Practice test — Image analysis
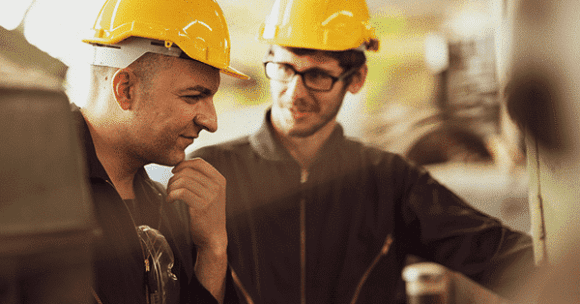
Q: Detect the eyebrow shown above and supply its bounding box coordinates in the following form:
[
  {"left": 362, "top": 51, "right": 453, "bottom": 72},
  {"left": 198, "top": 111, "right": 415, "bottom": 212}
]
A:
[
  {"left": 177, "top": 85, "right": 215, "bottom": 96},
  {"left": 277, "top": 62, "right": 338, "bottom": 76}
]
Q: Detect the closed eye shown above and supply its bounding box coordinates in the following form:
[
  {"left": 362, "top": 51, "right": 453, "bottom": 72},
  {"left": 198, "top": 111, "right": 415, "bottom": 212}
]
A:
[
  {"left": 177, "top": 85, "right": 215, "bottom": 104},
  {"left": 181, "top": 95, "right": 202, "bottom": 103}
]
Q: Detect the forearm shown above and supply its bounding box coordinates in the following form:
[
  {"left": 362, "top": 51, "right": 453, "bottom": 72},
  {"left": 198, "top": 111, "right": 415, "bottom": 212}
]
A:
[{"left": 195, "top": 244, "right": 228, "bottom": 303}]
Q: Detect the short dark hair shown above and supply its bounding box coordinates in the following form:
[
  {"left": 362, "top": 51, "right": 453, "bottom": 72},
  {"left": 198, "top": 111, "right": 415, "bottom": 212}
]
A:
[
  {"left": 267, "top": 46, "right": 366, "bottom": 84},
  {"left": 131, "top": 53, "right": 173, "bottom": 87},
  {"left": 285, "top": 47, "right": 366, "bottom": 71}
]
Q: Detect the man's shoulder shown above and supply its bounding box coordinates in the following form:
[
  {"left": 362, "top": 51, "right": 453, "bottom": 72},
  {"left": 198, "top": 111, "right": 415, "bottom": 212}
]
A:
[{"left": 342, "top": 136, "right": 408, "bottom": 164}]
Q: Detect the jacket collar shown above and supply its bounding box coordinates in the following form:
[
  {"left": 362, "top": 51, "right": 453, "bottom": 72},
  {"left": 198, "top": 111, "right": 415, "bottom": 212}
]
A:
[
  {"left": 72, "top": 104, "right": 110, "bottom": 181},
  {"left": 248, "top": 108, "right": 346, "bottom": 164},
  {"left": 71, "top": 104, "right": 152, "bottom": 184}
]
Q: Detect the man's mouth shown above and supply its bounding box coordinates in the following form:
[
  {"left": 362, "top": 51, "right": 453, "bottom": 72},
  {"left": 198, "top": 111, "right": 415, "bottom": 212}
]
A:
[
  {"left": 289, "top": 107, "right": 314, "bottom": 119},
  {"left": 292, "top": 111, "right": 310, "bottom": 120},
  {"left": 180, "top": 135, "right": 195, "bottom": 144}
]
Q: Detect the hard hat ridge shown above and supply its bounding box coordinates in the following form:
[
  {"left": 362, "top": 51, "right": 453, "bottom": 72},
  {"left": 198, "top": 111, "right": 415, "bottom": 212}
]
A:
[{"left": 258, "top": 0, "right": 379, "bottom": 52}]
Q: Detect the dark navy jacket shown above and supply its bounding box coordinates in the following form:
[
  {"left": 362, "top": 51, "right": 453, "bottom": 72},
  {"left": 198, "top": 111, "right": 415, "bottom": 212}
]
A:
[{"left": 190, "top": 110, "right": 536, "bottom": 303}]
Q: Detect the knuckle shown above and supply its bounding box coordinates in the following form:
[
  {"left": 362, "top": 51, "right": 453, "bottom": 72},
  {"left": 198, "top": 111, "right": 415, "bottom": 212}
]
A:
[{"left": 169, "top": 188, "right": 187, "bottom": 200}]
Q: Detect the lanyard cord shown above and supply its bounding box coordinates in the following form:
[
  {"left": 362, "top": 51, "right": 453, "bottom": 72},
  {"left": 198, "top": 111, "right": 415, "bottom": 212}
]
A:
[{"left": 92, "top": 287, "right": 104, "bottom": 304}]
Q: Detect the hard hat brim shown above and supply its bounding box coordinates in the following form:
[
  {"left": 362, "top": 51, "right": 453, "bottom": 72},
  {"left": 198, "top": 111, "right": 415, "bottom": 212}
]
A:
[
  {"left": 222, "top": 66, "right": 250, "bottom": 80},
  {"left": 86, "top": 37, "right": 249, "bottom": 80}
]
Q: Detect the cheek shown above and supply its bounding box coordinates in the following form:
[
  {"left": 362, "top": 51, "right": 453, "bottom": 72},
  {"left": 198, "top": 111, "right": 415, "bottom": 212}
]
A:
[
  {"left": 321, "top": 89, "right": 346, "bottom": 108},
  {"left": 270, "top": 82, "right": 287, "bottom": 98},
  {"left": 144, "top": 110, "right": 184, "bottom": 137},
  {"left": 165, "top": 111, "right": 192, "bottom": 133}
]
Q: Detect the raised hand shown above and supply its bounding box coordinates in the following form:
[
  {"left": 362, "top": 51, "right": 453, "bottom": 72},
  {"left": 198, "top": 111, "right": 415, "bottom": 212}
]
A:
[{"left": 166, "top": 158, "right": 227, "bottom": 251}]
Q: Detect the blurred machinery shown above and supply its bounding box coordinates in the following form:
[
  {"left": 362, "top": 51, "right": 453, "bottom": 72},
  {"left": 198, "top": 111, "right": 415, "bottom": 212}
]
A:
[
  {"left": 415, "top": 5, "right": 503, "bottom": 152},
  {"left": 481, "top": 0, "right": 580, "bottom": 302},
  {"left": 436, "top": 35, "right": 500, "bottom": 138},
  {"left": 506, "top": 0, "right": 580, "bottom": 267},
  {"left": 0, "top": 26, "right": 96, "bottom": 303},
  {"left": 365, "top": 5, "right": 508, "bottom": 159},
  {"left": 402, "top": 262, "right": 508, "bottom": 304},
  {"left": 502, "top": 2, "right": 580, "bottom": 302}
]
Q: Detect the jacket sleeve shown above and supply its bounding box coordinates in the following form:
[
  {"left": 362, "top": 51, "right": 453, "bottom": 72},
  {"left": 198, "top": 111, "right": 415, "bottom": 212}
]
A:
[
  {"left": 395, "top": 158, "right": 537, "bottom": 300},
  {"left": 188, "top": 266, "right": 239, "bottom": 303},
  {"left": 188, "top": 274, "right": 218, "bottom": 303}
]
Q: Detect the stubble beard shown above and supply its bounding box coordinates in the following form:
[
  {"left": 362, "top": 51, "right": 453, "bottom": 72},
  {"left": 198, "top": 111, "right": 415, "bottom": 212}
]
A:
[
  {"left": 285, "top": 102, "right": 342, "bottom": 138},
  {"left": 274, "top": 86, "right": 346, "bottom": 138}
]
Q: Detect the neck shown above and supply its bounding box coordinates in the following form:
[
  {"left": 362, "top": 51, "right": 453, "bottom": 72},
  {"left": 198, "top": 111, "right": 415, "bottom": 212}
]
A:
[
  {"left": 82, "top": 111, "right": 141, "bottom": 200},
  {"left": 274, "top": 120, "right": 336, "bottom": 170}
]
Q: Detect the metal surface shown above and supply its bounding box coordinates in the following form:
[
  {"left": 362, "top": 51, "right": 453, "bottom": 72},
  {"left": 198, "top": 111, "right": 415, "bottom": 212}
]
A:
[{"left": 0, "top": 26, "right": 96, "bottom": 303}]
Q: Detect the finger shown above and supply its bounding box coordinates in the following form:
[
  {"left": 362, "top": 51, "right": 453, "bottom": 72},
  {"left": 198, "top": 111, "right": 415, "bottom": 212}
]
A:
[
  {"left": 167, "top": 167, "right": 214, "bottom": 189},
  {"left": 167, "top": 174, "right": 223, "bottom": 207},
  {"left": 171, "top": 158, "right": 200, "bottom": 173},
  {"left": 167, "top": 174, "right": 217, "bottom": 199},
  {"left": 167, "top": 177, "right": 205, "bottom": 204},
  {"left": 166, "top": 187, "right": 205, "bottom": 207},
  {"left": 167, "top": 172, "right": 223, "bottom": 201},
  {"left": 172, "top": 158, "right": 221, "bottom": 178}
]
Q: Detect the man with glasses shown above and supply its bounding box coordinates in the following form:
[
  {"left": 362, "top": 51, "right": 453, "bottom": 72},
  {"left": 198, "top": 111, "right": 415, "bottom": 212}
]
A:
[
  {"left": 190, "top": 0, "right": 536, "bottom": 303},
  {"left": 78, "top": 0, "right": 248, "bottom": 303}
]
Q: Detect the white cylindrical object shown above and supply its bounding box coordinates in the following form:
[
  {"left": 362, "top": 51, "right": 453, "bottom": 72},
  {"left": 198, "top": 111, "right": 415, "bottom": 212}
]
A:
[{"left": 403, "top": 262, "right": 450, "bottom": 304}]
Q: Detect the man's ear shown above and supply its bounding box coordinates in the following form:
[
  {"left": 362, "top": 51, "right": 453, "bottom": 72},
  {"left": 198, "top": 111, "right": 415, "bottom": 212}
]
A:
[
  {"left": 347, "top": 64, "right": 368, "bottom": 94},
  {"left": 112, "top": 69, "right": 136, "bottom": 110}
]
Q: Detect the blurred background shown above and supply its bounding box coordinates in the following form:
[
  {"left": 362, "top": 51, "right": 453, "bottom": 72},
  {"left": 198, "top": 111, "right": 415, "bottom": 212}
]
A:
[{"left": 0, "top": 0, "right": 529, "bottom": 233}]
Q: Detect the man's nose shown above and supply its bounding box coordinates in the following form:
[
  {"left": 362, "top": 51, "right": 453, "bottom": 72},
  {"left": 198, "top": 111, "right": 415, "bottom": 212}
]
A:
[
  {"left": 193, "top": 99, "right": 218, "bottom": 133},
  {"left": 286, "top": 73, "right": 309, "bottom": 101}
]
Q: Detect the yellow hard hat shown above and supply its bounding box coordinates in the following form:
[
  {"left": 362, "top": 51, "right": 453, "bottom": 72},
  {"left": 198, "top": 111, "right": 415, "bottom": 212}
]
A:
[
  {"left": 258, "top": 0, "right": 379, "bottom": 52},
  {"left": 83, "top": 0, "right": 249, "bottom": 80}
]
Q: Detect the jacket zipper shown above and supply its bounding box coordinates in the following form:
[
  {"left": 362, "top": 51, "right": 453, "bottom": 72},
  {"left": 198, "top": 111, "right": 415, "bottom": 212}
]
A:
[
  {"left": 300, "top": 168, "right": 309, "bottom": 304},
  {"left": 231, "top": 268, "right": 255, "bottom": 304},
  {"left": 230, "top": 168, "right": 309, "bottom": 304},
  {"left": 230, "top": 169, "right": 394, "bottom": 304},
  {"left": 349, "top": 234, "right": 394, "bottom": 304},
  {"left": 105, "top": 179, "right": 152, "bottom": 303}
]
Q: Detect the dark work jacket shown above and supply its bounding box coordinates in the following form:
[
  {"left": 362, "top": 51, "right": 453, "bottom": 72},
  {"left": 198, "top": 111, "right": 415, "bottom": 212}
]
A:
[
  {"left": 190, "top": 110, "right": 536, "bottom": 304},
  {"left": 72, "top": 106, "right": 237, "bottom": 304}
]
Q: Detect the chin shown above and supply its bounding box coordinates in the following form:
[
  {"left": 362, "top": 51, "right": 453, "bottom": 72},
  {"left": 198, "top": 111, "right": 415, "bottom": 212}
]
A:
[
  {"left": 288, "top": 121, "right": 329, "bottom": 138},
  {"left": 287, "top": 127, "right": 319, "bottom": 138},
  {"left": 157, "top": 152, "right": 186, "bottom": 167}
]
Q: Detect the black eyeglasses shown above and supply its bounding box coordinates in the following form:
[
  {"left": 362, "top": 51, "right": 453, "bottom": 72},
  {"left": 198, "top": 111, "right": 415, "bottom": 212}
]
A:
[{"left": 263, "top": 61, "right": 358, "bottom": 92}]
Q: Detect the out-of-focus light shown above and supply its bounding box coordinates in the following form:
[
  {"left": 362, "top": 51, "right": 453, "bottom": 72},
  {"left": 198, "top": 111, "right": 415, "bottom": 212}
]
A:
[
  {"left": 446, "top": 9, "right": 493, "bottom": 40},
  {"left": 424, "top": 33, "right": 449, "bottom": 74},
  {"left": 21, "top": 0, "right": 105, "bottom": 106},
  {"left": 0, "top": 0, "right": 34, "bottom": 30},
  {"left": 23, "top": 0, "right": 98, "bottom": 66}
]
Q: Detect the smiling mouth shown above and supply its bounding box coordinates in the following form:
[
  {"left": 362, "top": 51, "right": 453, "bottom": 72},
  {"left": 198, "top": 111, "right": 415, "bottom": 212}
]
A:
[
  {"left": 289, "top": 107, "right": 315, "bottom": 119},
  {"left": 292, "top": 111, "right": 311, "bottom": 120},
  {"left": 180, "top": 135, "right": 195, "bottom": 144}
]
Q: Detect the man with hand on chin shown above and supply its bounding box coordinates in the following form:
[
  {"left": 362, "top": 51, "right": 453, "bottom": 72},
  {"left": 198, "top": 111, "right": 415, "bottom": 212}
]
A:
[{"left": 77, "top": 0, "right": 248, "bottom": 303}]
